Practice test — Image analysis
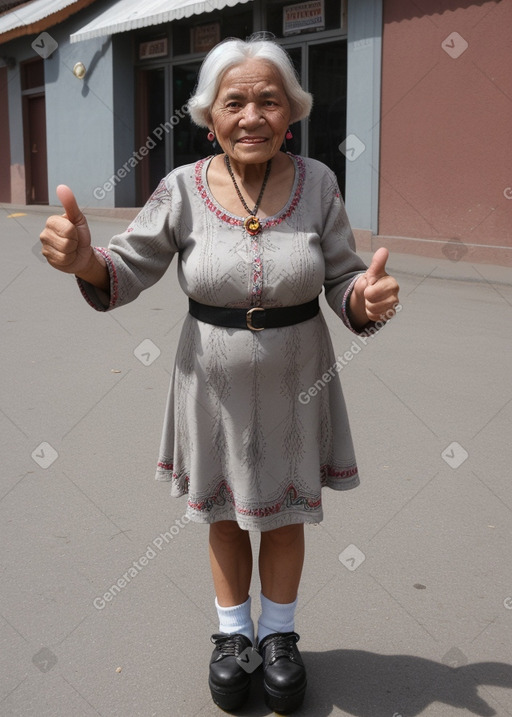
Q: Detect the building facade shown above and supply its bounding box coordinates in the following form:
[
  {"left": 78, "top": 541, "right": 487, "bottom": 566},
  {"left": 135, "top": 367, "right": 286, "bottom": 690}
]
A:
[{"left": 0, "top": 0, "right": 510, "bottom": 265}]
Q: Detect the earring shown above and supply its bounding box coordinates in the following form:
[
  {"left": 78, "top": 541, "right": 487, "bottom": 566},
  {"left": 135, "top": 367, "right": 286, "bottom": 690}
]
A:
[
  {"left": 207, "top": 131, "right": 215, "bottom": 142},
  {"left": 285, "top": 129, "right": 293, "bottom": 140}
]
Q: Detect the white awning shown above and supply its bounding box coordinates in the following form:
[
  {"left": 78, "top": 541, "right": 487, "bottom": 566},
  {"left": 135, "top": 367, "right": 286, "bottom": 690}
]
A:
[
  {"left": 0, "top": 0, "right": 96, "bottom": 43},
  {"left": 70, "top": 0, "right": 251, "bottom": 43}
]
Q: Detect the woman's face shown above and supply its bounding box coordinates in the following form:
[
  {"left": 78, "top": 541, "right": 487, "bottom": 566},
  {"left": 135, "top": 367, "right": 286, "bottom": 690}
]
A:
[{"left": 208, "top": 58, "right": 291, "bottom": 166}]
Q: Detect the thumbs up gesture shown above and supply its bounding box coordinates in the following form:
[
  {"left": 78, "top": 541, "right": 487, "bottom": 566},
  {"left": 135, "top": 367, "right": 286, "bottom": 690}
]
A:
[
  {"left": 40, "top": 185, "right": 94, "bottom": 275},
  {"left": 350, "top": 248, "right": 400, "bottom": 326}
]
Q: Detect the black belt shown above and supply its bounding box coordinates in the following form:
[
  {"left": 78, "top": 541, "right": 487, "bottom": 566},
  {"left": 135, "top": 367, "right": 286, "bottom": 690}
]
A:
[{"left": 189, "top": 297, "right": 320, "bottom": 331}]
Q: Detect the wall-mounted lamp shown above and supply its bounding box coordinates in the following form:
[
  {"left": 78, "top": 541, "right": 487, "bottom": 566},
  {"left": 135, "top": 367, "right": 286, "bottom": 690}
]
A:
[{"left": 72, "top": 61, "right": 86, "bottom": 79}]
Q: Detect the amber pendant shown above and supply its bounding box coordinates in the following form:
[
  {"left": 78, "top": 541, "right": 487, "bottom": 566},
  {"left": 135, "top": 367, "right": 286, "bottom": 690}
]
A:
[{"left": 244, "top": 215, "right": 261, "bottom": 236}]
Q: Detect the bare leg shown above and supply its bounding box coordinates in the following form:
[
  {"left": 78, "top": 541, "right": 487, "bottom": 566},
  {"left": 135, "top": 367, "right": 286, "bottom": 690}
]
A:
[
  {"left": 259, "top": 523, "right": 305, "bottom": 603},
  {"left": 209, "top": 520, "right": 253, "bottom": 606},
  {"left": 208, "top": 522, "right": 254, "bottom": 711}
]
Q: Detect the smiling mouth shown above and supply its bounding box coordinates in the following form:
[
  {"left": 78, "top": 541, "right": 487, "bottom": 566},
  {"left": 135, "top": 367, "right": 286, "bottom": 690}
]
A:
[{"left": 237, "top": 137, "right": 268, "bottom": 144}]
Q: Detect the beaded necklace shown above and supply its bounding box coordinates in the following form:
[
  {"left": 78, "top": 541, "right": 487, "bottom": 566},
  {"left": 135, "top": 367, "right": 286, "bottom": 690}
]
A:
[{"left": 224, "top": 155, "right": 272, "bottom": 236}]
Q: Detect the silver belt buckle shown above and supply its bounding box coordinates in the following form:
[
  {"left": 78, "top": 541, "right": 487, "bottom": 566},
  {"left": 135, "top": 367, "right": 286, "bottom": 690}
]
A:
[{"left": 246, "top": 307, "right": 265, "bottom": 331}]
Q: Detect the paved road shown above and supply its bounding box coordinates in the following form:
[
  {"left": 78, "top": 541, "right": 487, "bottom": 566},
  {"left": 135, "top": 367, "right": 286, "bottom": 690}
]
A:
[{"left": 1, "top": 205, "right": 512, "bottom": 716}]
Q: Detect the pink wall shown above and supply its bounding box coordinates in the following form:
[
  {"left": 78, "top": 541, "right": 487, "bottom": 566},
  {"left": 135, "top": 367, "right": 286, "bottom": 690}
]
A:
[{"left": 379, "top": 0, "right": 512, "bottom": 264}]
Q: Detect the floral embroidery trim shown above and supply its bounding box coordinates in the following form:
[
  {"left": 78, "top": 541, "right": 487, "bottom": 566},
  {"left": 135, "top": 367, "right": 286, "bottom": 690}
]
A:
[
  {"left": 195, "top": 154, "right": 306, "bottom": 230},
  {"left": 187, "top": 480, "right": 321, "bottom": 517},
  {"left": 322, "top": 465, "right": 359, "bottom": 480},
  {"left": 251, "top": 238, "right": 263, "bottom": 305},
  {"left": 340, "top": 273, "right": 364, "bottom": 333},
  {"left": 76, "top": 246, "right": 118, "bottom": 310},
  {"left": 96, "top": 247, "right": 119, "bottom": 308},
  {"left": 156, "top": 462, "right": 190, "bottom": 491},
  {"left": 156, "top": 463, "right": 358, "bottom": 516},
  {"left": 195, "top": 158, "right": 242, "bottom": 227},
  {"left": 320, "top": 464, "right": 359, "bottom": 488}
]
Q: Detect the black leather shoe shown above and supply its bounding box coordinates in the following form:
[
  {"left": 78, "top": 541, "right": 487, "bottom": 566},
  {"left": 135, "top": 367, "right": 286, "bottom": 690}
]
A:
[
  {"left": 258, "top": 632, "right": 307, "bottom": 713},
  {"left": 209, "top": 633, "right": 252, "bottom": 711}
]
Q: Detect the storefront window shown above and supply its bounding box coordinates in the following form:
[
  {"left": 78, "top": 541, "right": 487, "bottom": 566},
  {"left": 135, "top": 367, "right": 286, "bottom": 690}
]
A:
[
  {"left": 133, "top": 2, "right": 347, "bottom": 196},
  {"left": 173, "top": 62, "right": 212, "bottom": 168},
  {"left": 308, "top": 40, "right": 347, "bottom": 195}
]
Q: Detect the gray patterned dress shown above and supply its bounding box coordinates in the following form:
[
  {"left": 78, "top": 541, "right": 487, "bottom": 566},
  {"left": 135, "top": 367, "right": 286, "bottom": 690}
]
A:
[{"left": 78, "top": 154, "right": 370, "bottom": 531}]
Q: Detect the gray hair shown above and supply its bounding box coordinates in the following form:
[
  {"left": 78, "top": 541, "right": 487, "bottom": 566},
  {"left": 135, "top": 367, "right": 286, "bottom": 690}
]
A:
[{"left": 188, "top": 37, "right": 313, "bottom": 127}]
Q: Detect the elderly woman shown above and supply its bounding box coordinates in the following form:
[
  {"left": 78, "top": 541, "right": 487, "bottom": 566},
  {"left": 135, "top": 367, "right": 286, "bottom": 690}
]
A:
[{"left": 40, "top": 37, "right": 399, "bottom": 713}]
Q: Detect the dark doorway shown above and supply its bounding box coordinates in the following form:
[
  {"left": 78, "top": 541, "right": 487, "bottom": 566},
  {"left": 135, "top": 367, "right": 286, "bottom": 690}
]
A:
[
  {"left": 22, "top": 59, "right": 48, "bottom": 204},
  {"left": 308, "top": 41, "right": 347, "bottom": 196},
  {"left": 26, "top": 94, "right": 48, "bottom": 204},
  {"left": 274, "top": 39, "right": 347, "bottom": 195},
  {"left": 173, "top": 62, "right": 212, "bottom": 169},
  {"left": 0, "top": 67, "right": 11, "bottom": 202},
  {"left": 135, "top": 67, "right": 166, "bottom": 204}
]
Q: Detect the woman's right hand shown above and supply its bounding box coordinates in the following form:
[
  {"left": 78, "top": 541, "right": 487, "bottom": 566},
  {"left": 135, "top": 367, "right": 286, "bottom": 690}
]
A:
[
  {"left": 40, "top": 186, "right": 110, "bottom": 292},
  {"left": 40, "top": 185, "right": 94, "bottom": 275}
]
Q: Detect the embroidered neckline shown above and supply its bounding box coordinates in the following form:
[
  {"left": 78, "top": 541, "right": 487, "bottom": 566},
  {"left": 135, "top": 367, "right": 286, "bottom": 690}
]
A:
[{"left": 195, "top": 154, "right": 305, "bottom": 229}]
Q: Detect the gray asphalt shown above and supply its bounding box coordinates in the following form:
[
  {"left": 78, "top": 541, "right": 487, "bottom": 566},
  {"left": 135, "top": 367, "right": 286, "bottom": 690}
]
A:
[{"left": 1, "top": 204, "right": 512, "bottom": 717}]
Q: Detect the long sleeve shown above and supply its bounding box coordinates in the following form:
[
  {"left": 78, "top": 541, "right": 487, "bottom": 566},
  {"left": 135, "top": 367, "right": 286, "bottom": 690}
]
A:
[
  {"left": 77, "top": 176, "right": 182, "bottom": 312},
  {"left": 318, "top": 165, "right": 373, "bottom": 334}
]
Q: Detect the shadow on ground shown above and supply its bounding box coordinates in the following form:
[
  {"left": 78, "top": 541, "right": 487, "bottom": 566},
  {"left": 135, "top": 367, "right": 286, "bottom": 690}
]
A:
[{"left": 230, "top": 650, "right": 512, "bottom": 716}]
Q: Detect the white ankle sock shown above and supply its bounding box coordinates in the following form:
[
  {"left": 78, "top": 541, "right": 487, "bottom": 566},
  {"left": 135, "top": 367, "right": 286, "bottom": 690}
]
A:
[
  {"left": 257, "top": 593, "right": 298, "bottom": 642},
  {"left": 215, "top": 596, "right": 254, "bottom": 643}
]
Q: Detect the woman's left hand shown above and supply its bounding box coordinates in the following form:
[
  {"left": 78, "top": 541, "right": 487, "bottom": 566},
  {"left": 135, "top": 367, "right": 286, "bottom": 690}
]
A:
[{"left": 350, "top": 248, "right": 400, "bottom": 326}]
